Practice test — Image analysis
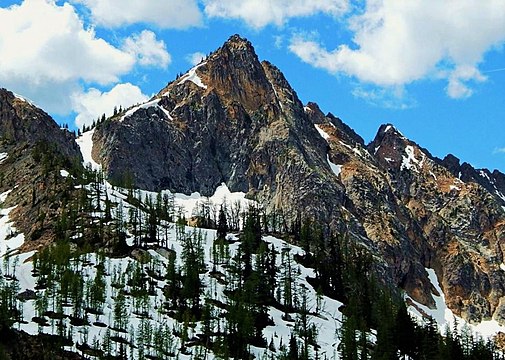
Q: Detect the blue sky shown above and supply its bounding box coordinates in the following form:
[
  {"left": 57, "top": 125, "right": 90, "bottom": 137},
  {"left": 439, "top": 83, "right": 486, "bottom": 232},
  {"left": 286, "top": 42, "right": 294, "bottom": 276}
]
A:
[{"left": 1, "top": 0, "right": 504, "bottom": 172}]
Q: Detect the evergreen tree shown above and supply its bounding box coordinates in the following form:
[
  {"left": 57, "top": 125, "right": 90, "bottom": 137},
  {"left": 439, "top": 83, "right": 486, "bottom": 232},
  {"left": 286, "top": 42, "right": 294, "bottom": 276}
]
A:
[{"left": 216, "top": 205, "right": 228, "bottom": 241}]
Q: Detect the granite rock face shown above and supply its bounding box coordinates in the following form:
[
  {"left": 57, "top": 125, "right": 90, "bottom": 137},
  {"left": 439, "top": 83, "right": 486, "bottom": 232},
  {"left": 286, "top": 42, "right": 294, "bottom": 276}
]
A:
[{"left": 91, "top": 35, "right": 505, "bottom": 324}]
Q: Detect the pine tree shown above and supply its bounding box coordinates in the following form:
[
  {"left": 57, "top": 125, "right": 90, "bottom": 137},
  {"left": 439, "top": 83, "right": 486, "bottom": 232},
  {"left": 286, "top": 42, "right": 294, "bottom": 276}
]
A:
[{"left": 217, "top": 205, "right": 228, "bottom": 241}]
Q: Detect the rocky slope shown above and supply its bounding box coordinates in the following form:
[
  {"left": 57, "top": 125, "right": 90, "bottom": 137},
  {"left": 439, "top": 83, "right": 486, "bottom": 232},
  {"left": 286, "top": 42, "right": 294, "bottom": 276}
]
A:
[
  {"left": 0, "top": 88, "right": 83, "bottom": 250},
  {"left": 0, "top": 89, "right": 80, "bottom": 159},
  {"left": 369, "top": 124, "right": 505, "bottom": 322}
]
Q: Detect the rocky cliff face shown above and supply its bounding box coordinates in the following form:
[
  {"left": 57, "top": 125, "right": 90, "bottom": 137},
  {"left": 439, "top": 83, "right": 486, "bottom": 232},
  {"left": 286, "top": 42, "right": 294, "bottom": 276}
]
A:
[
  {"left": 368, "top": 124, "right": 505, "bottom": 322},
  {"left": 0, "top": 88, "right": 82, "bottom": 250},
  {"left": 59, "top": 35, "right": 505, "bottom": 324}
]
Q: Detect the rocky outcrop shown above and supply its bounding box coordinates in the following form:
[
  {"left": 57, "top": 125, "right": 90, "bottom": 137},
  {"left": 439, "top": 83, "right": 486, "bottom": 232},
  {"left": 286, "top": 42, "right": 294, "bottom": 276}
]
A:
[
  {"left": 0, "top": 89, "right": 81, "bottom": 160},
  {"left": 0, "top": 88, "right": 83, "bottom": 250},
  {"left": 306, "top": 110, "right": 435, "bottom": 307},
  {"left": 439, "top": 154, "right": 505, "bottom": 206}
]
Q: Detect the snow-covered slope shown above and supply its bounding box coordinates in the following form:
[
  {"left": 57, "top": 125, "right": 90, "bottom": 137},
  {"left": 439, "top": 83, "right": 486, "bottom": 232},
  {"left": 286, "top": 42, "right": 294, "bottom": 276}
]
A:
[{"left": 1, "top": 171, "right": 343, "bottom": 358}]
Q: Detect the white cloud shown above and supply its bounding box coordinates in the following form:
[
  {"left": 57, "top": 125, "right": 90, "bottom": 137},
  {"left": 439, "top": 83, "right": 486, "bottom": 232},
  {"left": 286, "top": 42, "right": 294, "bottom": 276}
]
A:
[
  {"left": 123, "top": 30, "right": 171, "bottom": 68},
  {"left": 289, "top": 0, "right": 505, "bottom": 99},
  {"left": 0, "top": 0, "right": 136, "bottom": 114},
  {"left": 446, "top": 65, "right": 486, "bottom": 99},
  {"left": 203, "top": 0, "right": 348, "bottom": 29},
  {"left": 72, "top": 83, "right": 149, "bottom": 128},
  {"left": 186, "top": 52, "right": 206, "bottom": 66},
  {"left": 493, "top": 147, "right": 505, "bottom": 154},
  {"left": 72, "top": 0, "right": 202, "bottom": 28}
]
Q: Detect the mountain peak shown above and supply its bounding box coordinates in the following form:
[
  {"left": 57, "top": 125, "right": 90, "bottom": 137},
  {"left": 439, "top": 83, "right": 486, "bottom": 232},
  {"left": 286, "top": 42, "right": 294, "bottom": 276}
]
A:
[
  {"left": 223, "top": 34, "right": 254, "bottom": 50},
  {"left": 190, "top": 34, "right": 276, "bottom": 112},
  {"left": 377, "top": 123, "right": 404, "bottom": 138},
  {"left": 208, "top": 34, "right": 260, "bottom": 69}
]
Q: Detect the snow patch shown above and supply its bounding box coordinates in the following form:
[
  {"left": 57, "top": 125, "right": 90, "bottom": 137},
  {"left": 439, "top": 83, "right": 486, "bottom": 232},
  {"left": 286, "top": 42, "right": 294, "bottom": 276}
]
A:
[
  {"left": 401, "top": 145, "right": 422, "bottom": 171},
  {"left": 407, "top": 268, "right": 455, "bottom": 329},
  {"left": 384, "top": 125, "right": 392, "bottom": 133},
  {"left": 339, "top": 140, "right": 362, "bottom": 157},
  {"left": 178, "top": 62, "right": 207, "bottom": 89},
  {"left": 0, "top": 189, "right": 12, "bottom": 203},
  {"left": 314, "top": 124, "right": 330, "bottom": 141},
  {"left": 122, "top": 98, "right": 158, "bottom": 120},
  {"left": 0, "top": 204, "right": 25, "bottom": 256},
  {"left": 408, "top": 268, "right": 505, "bottom": 340},
  {"left": 173, "top": 183, "right": 251, "bottom": 219},
  {"left": 304, "top": 106, "right": 312, "bottom": 113},
  {"left": 120, "top": 98, "right": 173, "bottom": 122},
  {"left": 327, "top": 155, "right": 342, "bottom": 177},
  {"left": 480, "top": 170, "right": 491, "bottom": 182},
  {"left": 60, "top": 169, "right": 69, "bottom": 177},
  {"left": 76, "top": 129, "right": 101, "bottom": 171},
  {"left": 0, "top": 152, "right": 7, "bottom": 163},
  {"left": 449, "top": 185, "right": 461, "bottom": 191},
  {"left": 495, "top": 190, "right": 505, "bottom": 203},
  {"left": 12, "top": 92, "right": 36, "bottom": 106}
]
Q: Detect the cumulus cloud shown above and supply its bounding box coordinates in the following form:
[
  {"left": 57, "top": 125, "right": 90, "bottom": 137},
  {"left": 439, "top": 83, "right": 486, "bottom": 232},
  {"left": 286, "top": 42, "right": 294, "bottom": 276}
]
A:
[
  {"left": 0, "top": 0, "right": 137, "bottom": 114},
  {"left": 123, "top": 30, "right": 171, "bottom": 68},
  {"left": 203, "top": 0, "right": 348, "bottom": 29},
  {"left": 289, "top": 0, "right": 505, "bottom": 99},
  {"left": 72, "top": 83, "right": 149, "bottom": 128},
  {"left": 72, "top": 0, "right": 202, "bottom": 28},
  {"left": 186, "top": 52, "right": 206, "bottom": 66}
]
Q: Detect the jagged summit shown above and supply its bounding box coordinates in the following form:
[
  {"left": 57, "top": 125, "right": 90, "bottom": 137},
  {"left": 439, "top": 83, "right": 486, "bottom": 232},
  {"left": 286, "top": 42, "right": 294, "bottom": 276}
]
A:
[
  {"left": 221, "top": 33, "right": 256, "bottom": 52},
  {"left": 440, "top": 153, "right": 505, "bottom": 205}
]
